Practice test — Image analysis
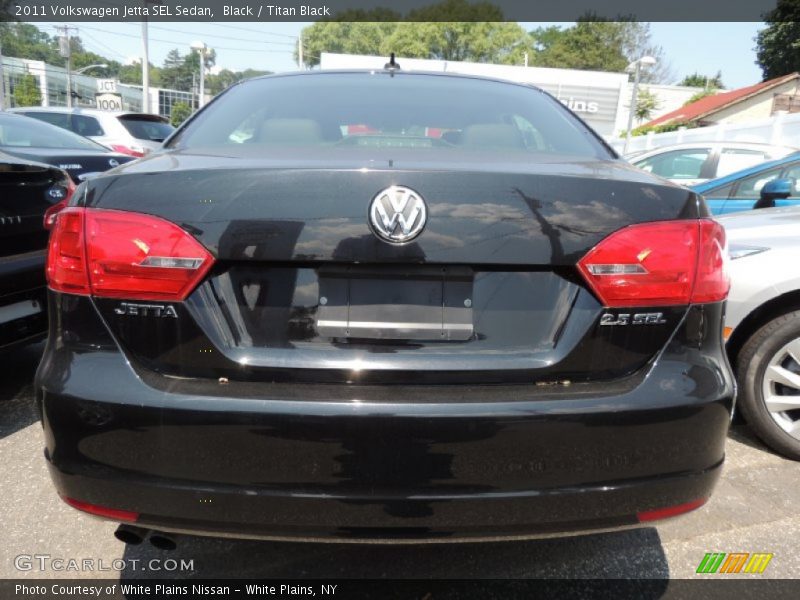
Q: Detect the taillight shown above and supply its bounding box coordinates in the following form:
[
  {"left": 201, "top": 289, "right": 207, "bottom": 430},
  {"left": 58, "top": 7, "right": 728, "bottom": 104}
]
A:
[
  {"left": 577, "top": 219, "right": 729, "bottom": 307},
  {"left": 47, "top": 208, "right": 90, "bottom": 295},
  {"left": 637, "top": 497, "right": 707, "bottom": 522},
  {"left": 62, "top": 496, "right": 139, "bottom": 522},
  {"left": 109, "top": 144, "right": 146, "bottom": 158},
  {"left": 46, "top": 208, "right": 214, "bottom": 301},
  {"left": 43, "top": 173, "right": 76, "bottom": 230}
]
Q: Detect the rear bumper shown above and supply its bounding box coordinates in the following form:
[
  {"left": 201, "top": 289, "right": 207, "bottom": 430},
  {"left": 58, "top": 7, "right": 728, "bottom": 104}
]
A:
[
  {"left": 48, "top": 460, "right": 723, "bottom": 542},
  {"left": 37, "top": 297, "right": 735, "bottom": 541}
]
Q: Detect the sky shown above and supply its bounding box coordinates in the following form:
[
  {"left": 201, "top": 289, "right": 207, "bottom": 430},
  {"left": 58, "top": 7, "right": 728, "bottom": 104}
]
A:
[{"left": 34, "top": 21, "right": 765, "bottom": 88}]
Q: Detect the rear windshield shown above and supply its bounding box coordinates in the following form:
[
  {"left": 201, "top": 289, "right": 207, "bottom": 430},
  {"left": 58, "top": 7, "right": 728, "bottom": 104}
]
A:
[
  {"left": 0, "top": 114, "right": 107, "bottom": 151},
  {"left": 169, "top": 72, "right": 610, "bottom": 158},
  {"left": 118, "top": 116, "right": 174, "bottom": 142}
]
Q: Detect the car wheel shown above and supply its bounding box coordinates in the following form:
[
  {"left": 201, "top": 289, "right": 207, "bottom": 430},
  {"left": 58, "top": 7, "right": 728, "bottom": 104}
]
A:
[{"left": 736, "top": 310, "right": 800, "bottom": 460}]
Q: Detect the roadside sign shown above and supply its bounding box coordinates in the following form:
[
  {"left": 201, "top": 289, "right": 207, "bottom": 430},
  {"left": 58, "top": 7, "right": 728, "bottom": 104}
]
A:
[
  {"left": 96, "top": 93, "right": 123, "bottom": 111},
  {"left": 96, "top": 79, "right": 118, "bottom": 94}
]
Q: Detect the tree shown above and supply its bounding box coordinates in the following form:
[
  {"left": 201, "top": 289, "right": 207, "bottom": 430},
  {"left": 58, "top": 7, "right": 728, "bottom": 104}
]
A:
[
  {"left": 527, "top": 20, "right": 675, "bottom": 83},
  {"left": 635, "top": 87, "right": 659, "bottom": 121},
  {"left": 384, "top": 22, "right": 532, "bottom": 64},
  {"left": 756, "top": 0, "right": 800, "bottom": 80},
  {"left": 206, "top": 68, "right": 271, "bottom": 95},
  {"left": 299, "top": 20, "right": 398, "bottom": 68},
  {"left": 169, "top": 101, "right": 192, "bottom": 127},
  {"left": 12, "top": 72, "right": 42, "bottom": 107},
  {"left": 0, "top": 22, "right": 63, "bottom": 64},
  {"left": 532, "top": 21, "right": 629, "bottom": 72},
  {"left": 159, "top": 48, "right": 217, "bottom": 92},
  {"left": 680, "top": 71, "right": 724, "bottom": 89},
  {"left": 617, "top": 21, "right": 675, "bottom": 84},
  {"left": 297, "top": 2, "right": 532, "bottom": 68}
]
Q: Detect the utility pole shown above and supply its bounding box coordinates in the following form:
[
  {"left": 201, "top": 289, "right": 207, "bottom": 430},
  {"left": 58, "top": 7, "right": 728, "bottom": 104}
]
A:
[
  {"left": 297, "top": 35, "right": 303, "bottom": 69},
  {"left": 141, "top": 19, "right": 150, "bottom": 113},
  {"left": 198, "top": 54, "right": 205, "bottom": 108},
  {"left": 141, "top": 0, "right": 161, "bottom": 114},
  {"left": 56, "top": 25, "right": 76, "bottom": 108},
  {"left": 0, "top": 40, "right": 6, "bottom": 110},
  {"left": 622, "top": 56, "right": 656, "bottom": 154}
]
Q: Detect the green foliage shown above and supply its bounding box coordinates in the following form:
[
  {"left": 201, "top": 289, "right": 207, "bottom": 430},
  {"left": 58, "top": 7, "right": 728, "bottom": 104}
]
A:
[
  {"left": 635, "top": 88, "right": 659, "bottom": 121},
  {"left": 298, "top": 2, "right": 531, "bottom": 68},
  {"left": 12, "top": 72, "right": 42, "bottom": 107},
  {"left": 684, "top": 89, "right": 719, "bottom": 105},
  {"left": 206, "top": 68, "right": 271, "bottom": 96},
  {"left": 384, "top": 22, "right": 532, "bottom": 64},
  {"left": 531, "top": 19, "right": 674, "bottom": 83},
  {"left": 756, "top": 0, "right": 800, "bottom": 80},
  {"left": 531, "top": 21, "right": 629, "bottom": 72},
  {"left": 679, "top": 71, "right": 724, "bottom": 88},
  {"left": 627, "top": 120, "right": 694, "bottom": 137},
  {"left": 169, "top": 101, "right": 192, "bottom": 127}
]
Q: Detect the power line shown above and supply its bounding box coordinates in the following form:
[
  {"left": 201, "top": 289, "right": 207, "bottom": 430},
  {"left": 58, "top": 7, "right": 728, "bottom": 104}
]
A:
[
  {"left": 146, "top": 24, "right": 295, "bottom": 47},
  {"left": 75, "top": 28, "right": 130, "bottom": 60},
  {"left": 70, "top": 24, "right": 295, "bottom": 54},
  {"left": 213, "top": 23, "right": 298, "bottom": 40}
]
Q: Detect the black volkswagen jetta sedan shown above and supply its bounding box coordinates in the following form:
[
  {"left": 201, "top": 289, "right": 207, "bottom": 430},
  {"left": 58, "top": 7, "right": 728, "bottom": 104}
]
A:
[{"left": 37, "top": 70, "right": 734, "bottom": 543}]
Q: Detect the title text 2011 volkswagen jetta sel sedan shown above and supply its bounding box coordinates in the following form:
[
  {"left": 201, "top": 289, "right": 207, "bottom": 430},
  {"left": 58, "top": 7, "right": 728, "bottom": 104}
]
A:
[{"left": 36, "top": 70, "right": 734, "bottom": 543}]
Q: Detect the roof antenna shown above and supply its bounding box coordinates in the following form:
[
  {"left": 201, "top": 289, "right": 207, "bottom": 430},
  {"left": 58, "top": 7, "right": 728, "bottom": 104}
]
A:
[{"left": 384, "top": 53, "right": 401, "bottom": 74}]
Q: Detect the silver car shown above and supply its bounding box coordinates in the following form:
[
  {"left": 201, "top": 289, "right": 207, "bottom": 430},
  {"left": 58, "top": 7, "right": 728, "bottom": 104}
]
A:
[{"left": 721, "top": 206, "right": 800, "bottom": 459}]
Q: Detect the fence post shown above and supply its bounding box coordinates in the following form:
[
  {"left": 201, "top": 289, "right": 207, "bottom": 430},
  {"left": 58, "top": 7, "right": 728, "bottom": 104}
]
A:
[
  {"left": 676, "top": 126, "right": 686, "bottom": 143},
  {"left": 714, "top": 122, "right": 727, "bottom": 141},
  {"left": 770, "top": 111, "right": 786, "bottom": 146}
]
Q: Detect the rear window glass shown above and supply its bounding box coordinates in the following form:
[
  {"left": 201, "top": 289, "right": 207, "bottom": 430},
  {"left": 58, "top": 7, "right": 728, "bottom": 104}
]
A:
[
  {"left": 118, "top": 116, "right": 174, "bottom": 142},
  {"left": 169, "top": 73, "right": 609, "bottom": 158},
  {"left": 0, "top": 114, "right": 108, "bottom": 150},
  {"left": 23, "top": 112, "right": 70, "bottom": 129},
  {"left": 634, "top": 149, "right": 711, "bottom": 180},
  {"left": 716, "top": 148, "right": 769, "bottom": 178},
  {"left": 72, "top": 115, "right": 105, "bottom": 137}
]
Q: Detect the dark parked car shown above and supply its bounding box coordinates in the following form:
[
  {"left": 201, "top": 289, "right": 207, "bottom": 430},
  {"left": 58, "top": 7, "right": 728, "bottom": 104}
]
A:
[
  {"left": 0, "top": 112, "right": 135, "bottom": 183},
  {"left": 37, "top": 71, "right": 734, "bottom": 545},
  {"left": 1, "top": 152, "right": 74, "bottom": 349}
]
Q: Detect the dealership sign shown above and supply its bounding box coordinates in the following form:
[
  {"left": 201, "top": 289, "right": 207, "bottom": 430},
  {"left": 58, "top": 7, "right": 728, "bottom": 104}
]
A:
[{"left": 558, "top": 97, "right": 600, "bottom": 114}]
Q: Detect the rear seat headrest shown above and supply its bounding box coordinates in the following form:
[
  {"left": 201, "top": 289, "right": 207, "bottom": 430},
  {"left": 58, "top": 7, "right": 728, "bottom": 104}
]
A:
[
  {"left": 257, "top": 118, "right": 323, "bottom": 145},
  {"left": 461, "top": 124, "right": 525, "bottom": 149}
]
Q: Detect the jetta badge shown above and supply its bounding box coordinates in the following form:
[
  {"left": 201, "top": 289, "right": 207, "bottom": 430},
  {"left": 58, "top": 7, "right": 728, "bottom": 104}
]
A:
[{"left": 369, "top": 185, "right": 427, "bottom": 243}]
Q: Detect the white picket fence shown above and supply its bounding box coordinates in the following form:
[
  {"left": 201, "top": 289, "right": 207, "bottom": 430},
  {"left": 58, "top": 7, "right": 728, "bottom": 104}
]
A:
[{"left": 606, "top": 112, "right": 800, "bottom": 155}]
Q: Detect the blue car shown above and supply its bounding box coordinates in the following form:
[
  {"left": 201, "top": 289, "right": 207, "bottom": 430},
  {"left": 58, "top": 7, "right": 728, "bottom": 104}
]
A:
[{"left": 691, "top": 151, "right": 800, "bottom": 215}]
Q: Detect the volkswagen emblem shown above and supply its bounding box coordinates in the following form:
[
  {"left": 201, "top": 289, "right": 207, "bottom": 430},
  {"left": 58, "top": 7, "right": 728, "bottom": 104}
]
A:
[
  {"left": 108, "top": 159, "right": 119, "bottom": 167},
  {"left": 369, "top": 186, "right": 427, "bottom": 244}
]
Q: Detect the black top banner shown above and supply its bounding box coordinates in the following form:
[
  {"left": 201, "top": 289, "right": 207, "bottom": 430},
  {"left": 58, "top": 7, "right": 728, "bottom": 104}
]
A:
[{"left": 0, "top": 0, "right": 787, "bottom": 22}]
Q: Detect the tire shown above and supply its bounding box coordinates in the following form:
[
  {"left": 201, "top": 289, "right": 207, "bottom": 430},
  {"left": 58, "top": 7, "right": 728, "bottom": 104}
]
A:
[{"left": 736, "top": 310, "right": 800, "bottom": 461}]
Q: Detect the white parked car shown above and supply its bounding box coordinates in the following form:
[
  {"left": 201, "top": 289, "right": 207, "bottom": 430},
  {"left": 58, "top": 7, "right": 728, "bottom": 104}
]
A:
[
  {"left": 628, "top": 142, "right": 798, "bottom": 186},
  {"left": 8, "top": 107, "right": 174, "bottom": 158}
]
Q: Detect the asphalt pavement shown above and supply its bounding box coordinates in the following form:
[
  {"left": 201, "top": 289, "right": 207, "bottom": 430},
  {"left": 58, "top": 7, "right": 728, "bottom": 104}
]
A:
[{"left": 1, "top": 342, "right": 798, "bottom": 581}]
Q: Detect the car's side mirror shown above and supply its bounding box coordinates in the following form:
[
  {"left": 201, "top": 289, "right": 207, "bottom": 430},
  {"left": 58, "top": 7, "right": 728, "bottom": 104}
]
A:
[{"left": 755, "top": 178, "right": 793, "bottom": 209}]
